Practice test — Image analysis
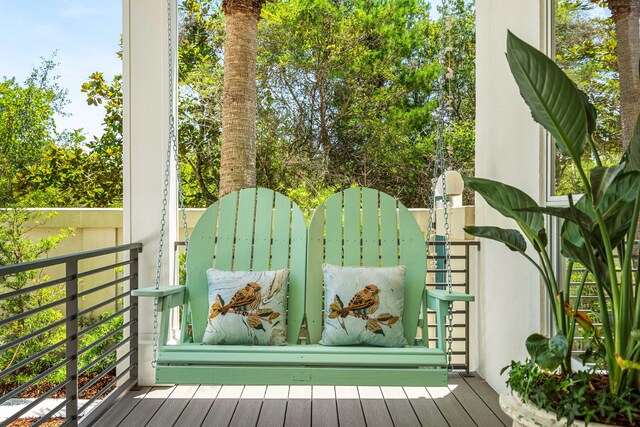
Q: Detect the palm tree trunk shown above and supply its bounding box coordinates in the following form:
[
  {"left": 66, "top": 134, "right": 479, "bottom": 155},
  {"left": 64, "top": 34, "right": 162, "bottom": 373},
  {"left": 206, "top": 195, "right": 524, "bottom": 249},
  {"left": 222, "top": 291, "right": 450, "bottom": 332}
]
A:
[
  {"left": 219, "top": 5, "right": 261, "bottom": 197},
  {"left": 609, "top": 0, "right": 640, "bottom": 145}
]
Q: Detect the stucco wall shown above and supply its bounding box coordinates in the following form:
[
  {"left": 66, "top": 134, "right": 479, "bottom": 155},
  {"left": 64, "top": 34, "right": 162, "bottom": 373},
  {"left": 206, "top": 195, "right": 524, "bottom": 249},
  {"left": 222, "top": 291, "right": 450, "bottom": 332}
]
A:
[{"left": 475, "top": 0, "right": 549, "bottom": 392}]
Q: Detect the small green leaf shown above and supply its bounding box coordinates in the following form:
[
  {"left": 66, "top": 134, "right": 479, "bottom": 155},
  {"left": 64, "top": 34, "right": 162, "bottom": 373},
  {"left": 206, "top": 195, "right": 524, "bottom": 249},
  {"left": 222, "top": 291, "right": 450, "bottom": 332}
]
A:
[{"left": 525, "top": 333, "right": 568, "bottom": 371}]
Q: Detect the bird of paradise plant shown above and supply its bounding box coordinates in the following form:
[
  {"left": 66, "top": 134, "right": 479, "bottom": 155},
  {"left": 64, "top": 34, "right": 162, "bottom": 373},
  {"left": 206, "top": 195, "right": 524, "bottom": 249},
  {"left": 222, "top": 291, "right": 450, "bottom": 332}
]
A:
[{"left": 464, "top": 31, "right": 640, "bottom": 396}]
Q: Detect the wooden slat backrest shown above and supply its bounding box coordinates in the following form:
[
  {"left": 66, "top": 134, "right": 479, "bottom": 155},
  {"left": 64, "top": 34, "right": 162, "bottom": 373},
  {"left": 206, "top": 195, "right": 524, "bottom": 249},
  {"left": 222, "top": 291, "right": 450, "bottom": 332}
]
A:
[
  {"left": 186, "top": 188, "right": 307, "bottom": 344},
  {"left": 306, "top": 187, "right": 427, "bottom": 344}
]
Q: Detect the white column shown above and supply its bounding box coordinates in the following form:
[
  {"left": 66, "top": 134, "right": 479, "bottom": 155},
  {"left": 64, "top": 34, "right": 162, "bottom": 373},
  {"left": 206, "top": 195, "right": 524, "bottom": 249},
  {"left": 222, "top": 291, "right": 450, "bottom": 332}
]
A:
[
  {"left": 475, "top": 0, "right": 550, "bottom": 392},
  {"left": 123, "top": 0, "right": 177, "bottom": 386}
]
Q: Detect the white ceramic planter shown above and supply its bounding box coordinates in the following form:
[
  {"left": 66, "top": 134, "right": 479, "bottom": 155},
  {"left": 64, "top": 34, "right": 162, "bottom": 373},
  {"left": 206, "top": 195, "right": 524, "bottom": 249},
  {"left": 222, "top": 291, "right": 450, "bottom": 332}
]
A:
[{"left": 499, "top": 392, "right": 610, "bottom": 427}]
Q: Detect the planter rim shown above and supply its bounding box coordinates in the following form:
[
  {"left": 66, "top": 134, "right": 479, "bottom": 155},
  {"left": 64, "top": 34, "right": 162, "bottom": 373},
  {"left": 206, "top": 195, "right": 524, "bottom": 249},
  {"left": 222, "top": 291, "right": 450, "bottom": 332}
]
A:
[{"left": 499, "top": 392, "right": 612, "bottom": 427}]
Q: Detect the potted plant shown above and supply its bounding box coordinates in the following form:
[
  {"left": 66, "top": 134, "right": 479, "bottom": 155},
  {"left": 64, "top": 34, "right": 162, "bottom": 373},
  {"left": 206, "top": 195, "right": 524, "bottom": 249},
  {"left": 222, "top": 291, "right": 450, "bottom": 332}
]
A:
[{"left": 464, "top": 31, "right": 640, "bottom": 426}]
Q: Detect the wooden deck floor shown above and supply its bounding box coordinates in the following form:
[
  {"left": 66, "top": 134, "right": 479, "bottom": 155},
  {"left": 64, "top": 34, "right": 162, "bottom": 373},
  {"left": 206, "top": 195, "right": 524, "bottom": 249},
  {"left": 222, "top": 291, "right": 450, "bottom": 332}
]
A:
[{"left": 91, "top": 373, "right": 510, "bottom": 427}]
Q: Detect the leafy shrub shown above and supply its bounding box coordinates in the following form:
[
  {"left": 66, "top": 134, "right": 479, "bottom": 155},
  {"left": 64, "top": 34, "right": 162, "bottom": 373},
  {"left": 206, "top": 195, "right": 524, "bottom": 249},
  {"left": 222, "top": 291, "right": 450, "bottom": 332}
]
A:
[{"left": 504, "top": 360, "right": 640, "bottom": 426}]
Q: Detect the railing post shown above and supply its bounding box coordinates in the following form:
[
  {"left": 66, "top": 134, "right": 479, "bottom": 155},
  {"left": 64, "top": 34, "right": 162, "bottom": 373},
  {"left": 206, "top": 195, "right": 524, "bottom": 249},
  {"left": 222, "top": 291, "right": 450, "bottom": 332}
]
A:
[
  {"left": 129, "top": 248, "right": 140, "bottom": 385},
  {"left": 464, "top": 243, "right": 470, "bottom": 375},
  {"left": 66, "top": 260, "right": 79, "bottom": 425}
]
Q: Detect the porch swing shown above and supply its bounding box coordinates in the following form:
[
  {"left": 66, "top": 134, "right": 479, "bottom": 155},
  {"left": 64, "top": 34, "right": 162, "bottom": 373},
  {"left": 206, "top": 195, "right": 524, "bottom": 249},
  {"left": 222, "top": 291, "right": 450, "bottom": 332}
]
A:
[{"left": 132, "top": 0, "right": 473, "bottom": 387}]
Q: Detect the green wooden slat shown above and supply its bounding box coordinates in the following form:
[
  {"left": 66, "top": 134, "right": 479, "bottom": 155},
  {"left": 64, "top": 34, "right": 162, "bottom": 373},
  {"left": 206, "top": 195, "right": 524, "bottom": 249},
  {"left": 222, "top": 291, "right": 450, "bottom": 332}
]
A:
[
  {"left": 288, "top": 203, "right": 307, "bottom": 344},
  {"left": 233, "top": 188, "right": 257, "bottom": 271},
  {"left": 185, "top": 201, "right": 219, "bottom": 342},
  {"left": 324, "top": 192, "right": 343, "bottom": 266},
  {"left": 157, "top": 349, "right": 445, "bottom": 367},
  {"left": 398, "top": 205, "right": 428, "bottom": 344},
  {"left": 271, "top": 194, "right": 292, "bottom": 270},
  {"left": 306, "top": 205, "right": 326, "bottom": 344},
  {"left": 379, "top": 194, "right": 398, "bottom": 267},
  {"left": 156, "top": 366, "right": 448, "bottom": 386},
  {"left": 342, "top": 188, "right": 361, "bottom": 266},
  {"left": 361, "top": 189, "right": 379, "bottom": 266},
  {"left": 252, "top": 188, "right": 275, "bottom": 270},
  {"left": 214, "top": 191, "right": 239, "bottom": 270}
]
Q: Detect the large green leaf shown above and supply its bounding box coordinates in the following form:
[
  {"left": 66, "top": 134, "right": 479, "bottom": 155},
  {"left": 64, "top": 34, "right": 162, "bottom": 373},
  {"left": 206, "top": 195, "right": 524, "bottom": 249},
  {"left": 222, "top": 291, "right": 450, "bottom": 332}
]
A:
[
  {"left": 590, "top": 165, "right": 625, "bottom": 205},
  {"left": 578, "top": 89, "right": 597, "bottom": 137},
  {"left": 517, "top": 205, "right": 592, "bottom": 231},
  {"left": 526, "top": 333, "right": 568, "bottom": 371},
  {"left": 506, "top": 31, "right": 587, "bottom": 167},
  {"left": 464, "top": 226, "right": 527, "bottom": 253},
  {"left": 464, "top": 175, "right": 546, "bottom": 248},
  {"left": 622, "top": 114, "right": 640, "bottom": 172},
  {"left": 598, "top": 171, "right": 640, "bottom": 220}
]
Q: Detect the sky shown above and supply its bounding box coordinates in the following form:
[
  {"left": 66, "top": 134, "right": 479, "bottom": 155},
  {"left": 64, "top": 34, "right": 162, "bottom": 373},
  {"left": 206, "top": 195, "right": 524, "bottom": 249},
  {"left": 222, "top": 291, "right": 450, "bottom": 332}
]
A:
[{"left": 0, "top": 0, "right": 122, "bottom": 139}]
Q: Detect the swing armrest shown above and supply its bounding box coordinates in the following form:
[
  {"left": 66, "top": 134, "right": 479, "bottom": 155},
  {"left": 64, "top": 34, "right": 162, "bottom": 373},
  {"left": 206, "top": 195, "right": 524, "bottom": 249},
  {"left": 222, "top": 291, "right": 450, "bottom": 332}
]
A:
[
  {"left": 132, "top": 286, "right": 186, "bottom": 309},
  {"left": 427, "top": 289, "right": 474, "bottom": 303},
  {"left": 425, "top": 290, "right": 474, "bottom": 351}
]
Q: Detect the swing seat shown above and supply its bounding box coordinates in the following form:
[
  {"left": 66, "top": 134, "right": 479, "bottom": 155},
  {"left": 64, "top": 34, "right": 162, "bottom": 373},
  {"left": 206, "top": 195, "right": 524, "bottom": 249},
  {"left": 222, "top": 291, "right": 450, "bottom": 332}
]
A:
[{"left": 133, "top": 187, "right": 473, "bottom": 386}]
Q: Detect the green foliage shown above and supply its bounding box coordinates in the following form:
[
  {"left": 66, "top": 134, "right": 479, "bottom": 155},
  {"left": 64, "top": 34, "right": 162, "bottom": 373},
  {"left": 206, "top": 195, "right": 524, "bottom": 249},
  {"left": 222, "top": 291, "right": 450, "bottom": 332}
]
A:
[
  {"left": 554, "top": 0, "right": 621, "bottom": 195},
  {"left": 173, "top": 0, "right": 476, "bottom": 208},
  {"left": 0, "top": 57, "right": 69, "bottom": 206},
  {"left": 525, "top": 333, "right": 569, "bottom": 371},
  {"left": 504, "top": 360, "right": 640, "bottom": 425},
  {"left": 77, "top": 313, "right": 124, "bottom": 377},
  {"left": 0, "top": 208, "right": 73, "bottom": 387},
  {"left": 466, "top": 31, "right": 640, "bottom": 396}
]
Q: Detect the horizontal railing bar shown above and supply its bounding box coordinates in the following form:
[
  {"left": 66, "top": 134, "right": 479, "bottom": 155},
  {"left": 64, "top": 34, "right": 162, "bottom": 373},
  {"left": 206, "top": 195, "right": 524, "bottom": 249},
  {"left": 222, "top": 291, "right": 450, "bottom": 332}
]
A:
[
  {"left": 78, "top": 335, "right": 134, "bottom": 376},
  {"left": 1, "top": 336, "right": 72, "bottom": 379},
  {"left": 3, "top": 379, "right": 72, "bottom": 425},
  {"left": 79, "top": 319, "right": 136, "bottom": 356},
  {"left": 78, "top": 365, "right": 136, "bottom": 417},
  {"left": 0, "top": 275, "right": 72, "bottom": 301},
  {"left": 31, "top": 398, "right": 70, "bottom": 427},
  {"left": 0, "top": 356, "right": 71, "bottom": 405},
  {"left": 428, "top": 269, "right": 468, "bottom": 273},
  {"left": 0, "top": 295, "right": 70, "bottom": 327},
  {"left": 78, "top": 305, "right": 134, "bottom": 338},
  {"left": 77, "top": 259, "right": 136, "bottom": 279},
  {"left": 0, "top": 243, "right": 142, "bottom": 276},
  {"left": 77, "top": 275, "right": 134, "bottom": 299},
  {"left": 77, "top": 290, "right": 131, "bottom": 318},
  {"left": 0, "top": 318, "right": 67, "bottom": 353},
  {"left": 428, "top": 338, "right": 467, "bottom": 342},
  {"left": 78, "top": 349, "right": 136, "bottom": 395}
]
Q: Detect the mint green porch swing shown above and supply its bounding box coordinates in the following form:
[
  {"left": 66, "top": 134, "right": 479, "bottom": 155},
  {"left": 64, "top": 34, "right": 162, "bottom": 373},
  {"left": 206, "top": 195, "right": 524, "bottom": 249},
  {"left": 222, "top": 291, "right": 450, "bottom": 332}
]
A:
[{"left": 132, "top": 0, "right": 473, "bottom": 387}]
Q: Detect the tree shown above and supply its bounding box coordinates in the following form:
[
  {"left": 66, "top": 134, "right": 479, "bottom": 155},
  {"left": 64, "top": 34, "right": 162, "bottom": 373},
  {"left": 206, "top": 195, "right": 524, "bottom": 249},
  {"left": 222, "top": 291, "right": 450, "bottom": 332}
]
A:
[
  {"left": 555, "top": 0, "right": 622, "bottom": 194},
  {"left": 12, "top": 73, "right": 124, "bottom": 207},
  {"left": 256, "top": 0, "right": 476, "bottom": 206},
  {"left": 0, "top": 58, "right": 68, "bottom": 206},
  {"left": 595, "top": 0, "right": 640, "bottom": 144},
  {"left": 178, "top": 0, "right": 225, "bottom": 206},
  {"left": 219, "top": 0, "right": 267, "bottom": 196}
]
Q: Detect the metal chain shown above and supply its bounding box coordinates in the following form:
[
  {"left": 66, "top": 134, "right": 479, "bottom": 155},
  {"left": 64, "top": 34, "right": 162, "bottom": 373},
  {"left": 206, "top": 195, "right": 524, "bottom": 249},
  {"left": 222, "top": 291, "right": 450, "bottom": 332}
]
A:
[
  {"left": 423, "top": 0, "right": 456, "bottom": 370},
  {"left": 151, "top": 0, "right": 190, "bottom": 368}
]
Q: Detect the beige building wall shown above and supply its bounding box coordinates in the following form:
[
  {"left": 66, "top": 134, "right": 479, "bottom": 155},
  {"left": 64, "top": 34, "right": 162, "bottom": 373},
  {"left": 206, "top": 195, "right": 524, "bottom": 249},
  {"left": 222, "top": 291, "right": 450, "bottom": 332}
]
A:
[{"left": 475, "top": 0, "right": 549, "bottom": 392}]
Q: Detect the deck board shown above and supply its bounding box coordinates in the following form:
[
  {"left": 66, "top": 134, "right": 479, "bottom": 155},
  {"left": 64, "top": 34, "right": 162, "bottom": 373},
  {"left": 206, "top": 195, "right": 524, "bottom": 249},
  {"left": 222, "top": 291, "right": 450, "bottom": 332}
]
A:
[
  {"left": 256, "top": 400, "right": 287, "bottom": 427},
  {"left": 448, "top": 374, "right": 506, "bottom": 427},
  {"left": 462, "top": 374, "right": 512, "bottom": 426},
  {"left": 94, "top": 372, "right": 505, "bottom": 427}
]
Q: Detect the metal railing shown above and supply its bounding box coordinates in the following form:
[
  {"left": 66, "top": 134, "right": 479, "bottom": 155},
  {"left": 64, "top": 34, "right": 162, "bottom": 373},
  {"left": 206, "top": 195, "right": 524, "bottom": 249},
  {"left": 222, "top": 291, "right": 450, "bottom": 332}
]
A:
[
  {"left": 0, "top": 243, "right": 142, "bottom": 427},
  {"left": 426, "top": 240, "right": 480, "bottom": 373}
]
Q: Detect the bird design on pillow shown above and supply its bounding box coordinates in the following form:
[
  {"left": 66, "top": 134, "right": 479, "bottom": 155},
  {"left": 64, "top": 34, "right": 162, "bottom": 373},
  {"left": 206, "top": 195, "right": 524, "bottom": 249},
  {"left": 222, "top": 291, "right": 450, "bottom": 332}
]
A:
[
  {"left": 328, "top": 284, "right": 398, "bottom": 335},
  {"left": 210, "top": 282, "right": 261, "bottom": 319}
]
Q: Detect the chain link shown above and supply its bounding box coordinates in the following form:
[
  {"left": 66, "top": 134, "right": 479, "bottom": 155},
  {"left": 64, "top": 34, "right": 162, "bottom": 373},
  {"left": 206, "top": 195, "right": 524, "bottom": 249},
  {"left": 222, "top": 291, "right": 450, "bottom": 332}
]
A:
[{"left": 151, "top": 0, "right": 190, "bottom": 368}]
